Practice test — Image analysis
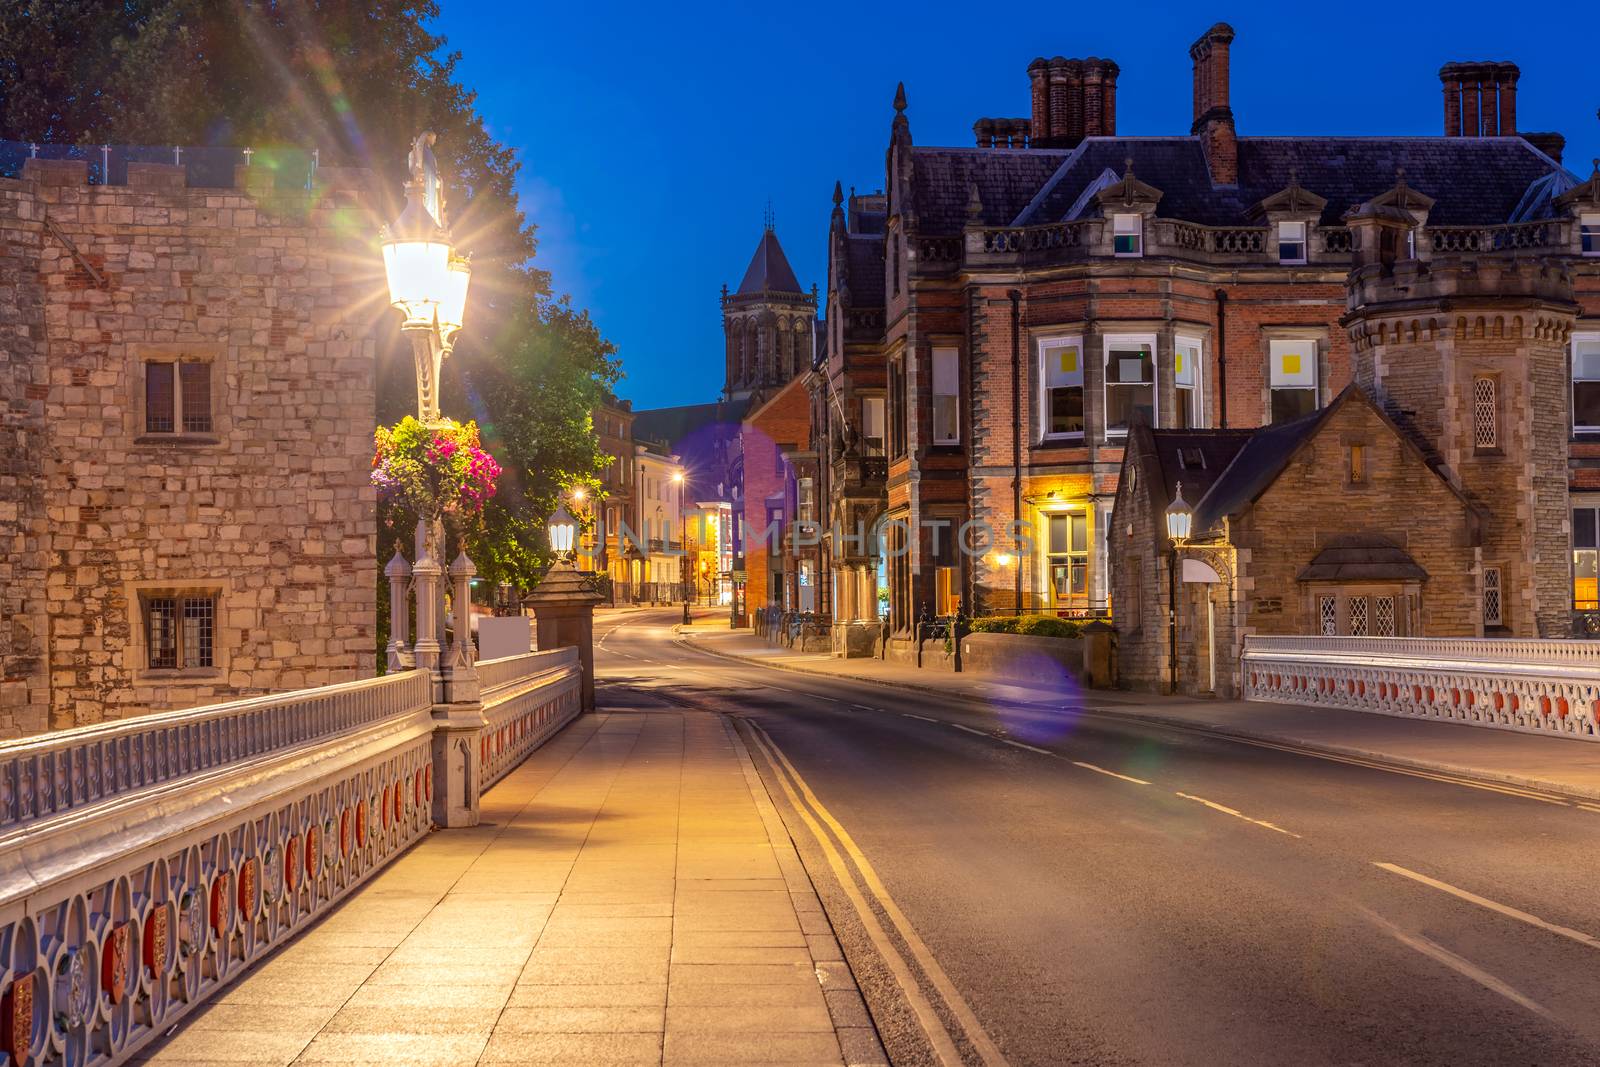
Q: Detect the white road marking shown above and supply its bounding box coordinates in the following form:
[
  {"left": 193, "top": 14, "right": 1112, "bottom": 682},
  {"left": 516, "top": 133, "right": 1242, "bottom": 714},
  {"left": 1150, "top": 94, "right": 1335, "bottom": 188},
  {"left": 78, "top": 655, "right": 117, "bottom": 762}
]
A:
[
  {"left": 1374, "top": 863, "right": 1600, "bottom": 951},
  {"left": 1174, "top": 791, "right": 1301, "bottom": 837},
  {"left": 850, "top": 704, "right": 877, "bottom": 712},
  {"left": 1361, "top": 907, "right": 1556, "bottom": 1021},
  {"left": 1072, "top": 761, "right": 1151, "bottom": 786},
  {"left": 999, "top": 738, "right": 1053, "bottom": 756},
  {"left": 903, "top": 713, "right": 940, "bottom": 723},
  {"left": 949, "top": 723, "right": 993, "bottom": 738}
]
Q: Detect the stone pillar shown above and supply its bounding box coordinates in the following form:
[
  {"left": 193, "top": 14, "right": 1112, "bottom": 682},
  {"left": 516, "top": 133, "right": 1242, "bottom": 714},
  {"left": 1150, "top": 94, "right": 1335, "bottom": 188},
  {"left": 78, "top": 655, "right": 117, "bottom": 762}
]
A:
[
  {"left": 445, "top": 551, "right": 480, "bottom": 704},
  {"left": 527, "top": 560, "right": 604, "bottom": 711},
  {"left": 385, "top": 549, "right": 413, "bottom": 673},
  {"left": 411, "top": 520, "right": 443, "bottom": 686}
]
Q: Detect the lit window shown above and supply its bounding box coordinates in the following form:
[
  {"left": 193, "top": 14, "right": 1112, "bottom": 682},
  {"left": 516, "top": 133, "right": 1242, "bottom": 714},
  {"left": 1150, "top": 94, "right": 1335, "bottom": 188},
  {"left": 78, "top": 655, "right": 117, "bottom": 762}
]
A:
[
  {"left": 145, "top": 594, "right": 216, "bottom": 670},
  {"left": 144, "top": 360, "right": 213, "bottom": 435},
  {"left": 1583, "top": 214, "right": 1600, "bottom": 256},
  {"left": 1104, "top": 335, "right": 1155, "bottom": 437},
  {"left": 1278, "top": 221, "right": 1306, "bottom": 264},
  {"left": 1349, "top": 443, "right": 1366, "bottom": 484},
  {"left": 932, "top": 347, "right": 960, "bottom": 444},
  {"left": 1047, "top": 512, "right": 1089, "bottom": 610},
  {"left": 1575, "top": 335, "right": 1600, "bottom": 433},
  {"left": 1175, "top": 337, "right": 1203, "bottom": 428},
  {"left": 1269, "top": 339, "right": 1318, "bottom": 423},
  {"left": 1113, "top": 214, "right": 1142, "bottom": 256},
  {"left": 1473, "top": 376, "right": 1498, "bottom": 450},
  {"left": 861, "top": 396, "right": 886, "bottom": 455},
  {"left": 1040, "top": 336, "right": 1084, "bottom": 439},
  {"left": 1482, "top": 567, "right": 1502, "bottom": 628},
  {"left": 1575, "top": 506, "right": 1599, "bottom": 610}
]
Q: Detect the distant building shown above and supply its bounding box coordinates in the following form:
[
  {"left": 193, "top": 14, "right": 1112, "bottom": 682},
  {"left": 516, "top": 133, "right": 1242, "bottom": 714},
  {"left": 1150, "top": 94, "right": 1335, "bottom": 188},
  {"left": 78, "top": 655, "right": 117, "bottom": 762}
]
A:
[{"left": 0, "top": 155, "right": 380, "bottom": 736}]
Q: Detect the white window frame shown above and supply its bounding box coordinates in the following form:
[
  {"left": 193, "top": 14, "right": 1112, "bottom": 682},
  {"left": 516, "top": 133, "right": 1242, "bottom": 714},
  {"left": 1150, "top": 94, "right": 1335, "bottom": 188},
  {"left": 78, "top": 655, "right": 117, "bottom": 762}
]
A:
[
  {"left": 1268, "top": 339, "right": 1319, "bottom": 424},
  {"left": 1038, "top": 335, "right": 1085, "bottom": 442},
  {"left": 1113, "top": 213, "right": 1143, "bottom": 257},
  {"left": 861, "top": 395, "right": 886, "bottom": 455},
  {"left": 931, "top": 346, "right": 960, "bottom": 444},
  {"left": 1277, "top": 221, "right": 1307, "bottom": 265},
  {"left": 1102, "top": 333, "right": 1158, "bottom": 440},
  {"left": 1175, "top": 335, "right": 1204, "bottom": 429},
  {"left": 1574, "top": 333, "right": 1600, "bottom": 434},
  {"left": 1582, "top": 213, "right": 1600, "bottom": 257}
]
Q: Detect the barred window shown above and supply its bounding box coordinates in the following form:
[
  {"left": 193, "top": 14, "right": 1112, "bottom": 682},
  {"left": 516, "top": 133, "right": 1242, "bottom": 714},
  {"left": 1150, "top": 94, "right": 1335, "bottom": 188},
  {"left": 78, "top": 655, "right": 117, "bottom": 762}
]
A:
[
  {"left": 180, "top": 362, "right": 212, "bottom": 433},
  {"left": 1472, "top": 376, "right": 1497, "bottom": 450},
  {"left": 145, "top": 362, "right": 175, "bottom": 433},
  {"left": 145, "top": 594, "right": 216, "bottom": 669},
  {"left": 144, "top": 359, "right": 213, "bottom": 435},
  {"left": 1483, "top": 566, "right": 1503, "bottom": 627},
  {"left": 1319, "top": 596, "right": 1337, "bottom": 636},
  {"left": 1375, "top": 596, "right": 1396, "bottom": 637}
]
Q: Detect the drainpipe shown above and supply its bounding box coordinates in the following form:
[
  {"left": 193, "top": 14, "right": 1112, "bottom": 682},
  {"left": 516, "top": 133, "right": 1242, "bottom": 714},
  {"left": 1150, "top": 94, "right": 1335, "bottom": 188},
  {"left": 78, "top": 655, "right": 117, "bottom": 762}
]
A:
[
  {"left": 1009, "top": 289, "right": 1023, "bottom": 616},
  {"left": 1215, "top": 288, "right": 1228, "bottom": 428}
]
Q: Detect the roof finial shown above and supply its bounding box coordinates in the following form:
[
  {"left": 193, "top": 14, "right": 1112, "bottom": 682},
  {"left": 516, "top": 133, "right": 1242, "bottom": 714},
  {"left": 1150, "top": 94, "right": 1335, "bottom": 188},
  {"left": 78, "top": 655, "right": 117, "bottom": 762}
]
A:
[
  {"left": 966, "top": 179, "right": 984, "bottom": 221},
  {"left": 764, "top": 199, "right": 774, "bottom": 232},
  {"left": 894, "top": 82, "right": 907, "bottom": 113},
  {"left": 1124, "top": 156, "right": 1135, "bottom": 178},
  {"left": 832, "top": 180, "right": 843, "bottom": 208}
]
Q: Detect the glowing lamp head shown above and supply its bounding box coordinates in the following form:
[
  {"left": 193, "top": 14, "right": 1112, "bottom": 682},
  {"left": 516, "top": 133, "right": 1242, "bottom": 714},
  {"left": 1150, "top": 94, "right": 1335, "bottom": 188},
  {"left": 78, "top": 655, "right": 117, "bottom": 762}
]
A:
[
  {"left": 671, "top": 471, "right": 684, "bottom": 484},
  {"left": 438, "top": 255, "right": 471, "bottom": 339},
  {"left": 381, "top": 189, "right": 452, "bottom": 328},
  {"left": 547, "top": 504, "right": 578, "bottom": 555},
  {"left": 1165, "top": 482, "right": 1194, "bottom": 544},
  {"left": 995, "top": 553, "right": 1015, "bottom": 568}
]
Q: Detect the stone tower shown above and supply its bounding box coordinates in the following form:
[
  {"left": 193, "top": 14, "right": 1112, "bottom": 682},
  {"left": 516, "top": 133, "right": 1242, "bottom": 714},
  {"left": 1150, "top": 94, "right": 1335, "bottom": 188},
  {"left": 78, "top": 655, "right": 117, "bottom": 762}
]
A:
[
  {"left": 722, "top": 224, "right": 816, "bottom": 404},
  {"left": 1343, "top": 202, "right": 1577, "bottom": 637}
]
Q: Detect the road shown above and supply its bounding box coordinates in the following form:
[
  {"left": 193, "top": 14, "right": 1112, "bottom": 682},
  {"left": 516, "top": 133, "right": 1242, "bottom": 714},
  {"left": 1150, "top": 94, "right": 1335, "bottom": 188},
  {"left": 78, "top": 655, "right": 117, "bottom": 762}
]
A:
[{"left": 594, "top": 610, "right": 1600, "bottom": 1067}]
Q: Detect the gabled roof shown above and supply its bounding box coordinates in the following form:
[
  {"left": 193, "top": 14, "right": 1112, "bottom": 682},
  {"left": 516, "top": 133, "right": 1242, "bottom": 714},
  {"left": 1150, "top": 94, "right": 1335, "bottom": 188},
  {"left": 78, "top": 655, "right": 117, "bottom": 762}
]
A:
[{"left": 736, "top": 229, "right": 804, "bottom": 296}]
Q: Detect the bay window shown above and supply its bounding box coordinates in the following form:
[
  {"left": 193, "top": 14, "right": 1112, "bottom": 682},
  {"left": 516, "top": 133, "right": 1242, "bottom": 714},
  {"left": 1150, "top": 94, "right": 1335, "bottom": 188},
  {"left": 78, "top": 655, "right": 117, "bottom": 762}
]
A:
[
  {"left": 1175, "top": 336, "right": 1203, "bottom": 428},
  {"left": 1039, "top": 336, "right": 1084, "bottom": 440},
  {"left": 1574, "top": 334, "right": 1600, "bottom": 433},
  {"left": 1104, "top": 335, "right": 1156, "bottom": 437},
  {"left": 1269, "top": 339, "right": 1318, "bottom": 423}
]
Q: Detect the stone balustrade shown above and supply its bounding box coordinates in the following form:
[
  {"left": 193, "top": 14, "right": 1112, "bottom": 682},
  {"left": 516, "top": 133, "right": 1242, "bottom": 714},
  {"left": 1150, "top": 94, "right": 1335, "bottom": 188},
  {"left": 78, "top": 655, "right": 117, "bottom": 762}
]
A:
[
  {"left": 0, "top": 643, "right": 584, "bottom": 1067},
  {"left": 1241, "top": 635, "right": 1600, "bottom": 740}
]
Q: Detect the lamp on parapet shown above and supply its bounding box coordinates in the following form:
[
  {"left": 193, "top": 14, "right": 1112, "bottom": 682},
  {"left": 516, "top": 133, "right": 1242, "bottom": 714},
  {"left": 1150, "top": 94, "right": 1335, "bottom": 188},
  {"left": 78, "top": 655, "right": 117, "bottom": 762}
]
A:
[{"left": 548, "top": 504, "right": 578, "bottom": 561}]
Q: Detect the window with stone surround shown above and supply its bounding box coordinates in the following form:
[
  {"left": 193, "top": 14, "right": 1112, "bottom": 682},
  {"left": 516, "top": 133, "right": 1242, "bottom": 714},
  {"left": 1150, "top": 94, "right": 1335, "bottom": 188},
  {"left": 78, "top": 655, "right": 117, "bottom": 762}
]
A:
[
  {"left": 129, "top": 582, "right": 227, "bottom": 678},
  {"left": 1573, "top": 334, "right": 1600, "bottom": 434},
  {"left": 1039, "top": 336, "right": 1084, "bottom": 441},
  {"left": 1175, "top": 336, "right": 1204, "bottom": 428},
  {"left": 861, "top": 396, "right": 886, "bottom": 456},
  {"left": 133, "top": 344, "right": 222, "bottom": 443},
  {"left": 1103, "top": 334, "right": 1156, "bottom": 438},
  {"left": 1113, "top": 214, "right": 1142, "bottom": 257},
  {"left": 1472, "top": 375, "right": 1498, "bottom": 451},
  {"left": 1573, "top": 505, "right": 1600, "bottom": 610},
  {"left": 1482, "top": 567, "right": 1503, "bottom": 628},
  {"left": 1046, "top": 510, "right": 1090, "bottom": 611},
  {"left": 889, "top": 359, "right": 908, "bottom": 458},
  {"left": 1277, "top": 221, "right": 1306, "bottom": 264},
  {"left": 931, "top": 347, "right": 960, "bottom": 444},
  {"left": 1268, "top": 339, "right": 1318, "bottom": 423},
  {"left": 1583, "top": 213, "right": 1600, "bottom": 256}
]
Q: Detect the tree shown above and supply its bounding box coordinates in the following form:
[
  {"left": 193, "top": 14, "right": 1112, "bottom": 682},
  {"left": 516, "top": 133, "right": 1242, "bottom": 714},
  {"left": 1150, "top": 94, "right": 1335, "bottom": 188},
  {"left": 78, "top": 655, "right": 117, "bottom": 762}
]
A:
[{"left": 0, "top": 0, "right": 620, "bottom": 638}]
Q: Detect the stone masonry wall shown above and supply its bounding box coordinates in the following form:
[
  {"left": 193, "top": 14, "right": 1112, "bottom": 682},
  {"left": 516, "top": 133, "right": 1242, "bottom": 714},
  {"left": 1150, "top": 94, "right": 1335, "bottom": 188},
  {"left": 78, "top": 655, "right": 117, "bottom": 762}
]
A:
[{"left": 1, "top": 158, "right": 381, "bottom": 737}]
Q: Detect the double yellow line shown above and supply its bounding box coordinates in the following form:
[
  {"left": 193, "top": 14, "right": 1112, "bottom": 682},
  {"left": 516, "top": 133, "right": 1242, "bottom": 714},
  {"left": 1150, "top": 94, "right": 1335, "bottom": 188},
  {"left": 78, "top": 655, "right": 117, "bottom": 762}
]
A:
[{"left": 740, "top": 718, "right": 1010, "bottom": 1067}]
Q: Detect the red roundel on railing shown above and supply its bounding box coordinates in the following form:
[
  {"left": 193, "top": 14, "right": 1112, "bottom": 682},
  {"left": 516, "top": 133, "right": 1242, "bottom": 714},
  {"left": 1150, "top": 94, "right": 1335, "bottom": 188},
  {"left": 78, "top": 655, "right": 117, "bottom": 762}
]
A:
[
  {"left": 393, "top": 782, "right": 403, "bottom": 824},
  {"left": 1540, "top": 696, "right": 1552, "bottom": 716},
  {"left": 340, "top": 808, "right": 352, "bottom": 856},
  {"left": 355, "top": 801, "right": 367, "bottom": 847},
  {"left": 1558, "top": 697, "right": 1570, "bottom": 718},
  {"left": 1510, "top": 694, "right": 1520, "bottom": 712},
  {"left": 237, "top": 857, "right": 258, "bottom": 918},
  {"left": 306, "top": 825, "right": 321, "bottom": 877},
  {"left": 1426, "top": 686, "right": 1435, "bottom": 703},
  {"left": 210, "top": 872, "right": 234, "bottom": 936},
  {"left": 382, "top": 787, "right": 393, "bottom": 831},
  {"left": 4, "top": 972, "right": 36, "bottom": 1067},
  {"left": 1465, "top": 691, "right": 1474, "bottom": 708},
  {"left": 143, "top": 903, "right": 170, "bottom": 979},
  {"left": 1451, "top": 688, "right": 1460, "bottom": 706},
  {"left": 1494, "top": 691, "right": 1504, "bottom": 710},
  {"left": 286, "top": 836, "right": 301, "bottom": 891},
  {"left": 425, "top": 765, "right": 432, "bottom": 801},
  {"left": 101, "top": 922, "right": 131, "bottom": 1005}
]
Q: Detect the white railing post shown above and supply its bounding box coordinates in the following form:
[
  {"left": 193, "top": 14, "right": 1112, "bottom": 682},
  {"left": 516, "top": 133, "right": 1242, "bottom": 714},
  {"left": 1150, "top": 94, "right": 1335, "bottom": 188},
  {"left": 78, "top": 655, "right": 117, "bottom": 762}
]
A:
[
  {"left": 410, "top": 519, "right": 442, "bottom": 685},
  {"left": 445, "top": 551, "right": 481, "bottom": 704},
  {"left": 385, "top": 549, "right": 413, "bottom": 673},
  {"left": 426, "top": 541, "right": 485, "bottom": 830}
]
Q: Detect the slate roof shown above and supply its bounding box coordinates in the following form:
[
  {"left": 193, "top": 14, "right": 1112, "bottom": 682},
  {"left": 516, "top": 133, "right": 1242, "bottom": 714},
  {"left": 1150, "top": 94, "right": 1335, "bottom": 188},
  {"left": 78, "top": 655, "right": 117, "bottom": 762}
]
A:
[
  {"left": 736, "top": 229, "right": 805, "bottom": 295},
  {"left": 1188, "top": 408, "right": 1331, "bottom": 536},
  {"left": 922, "top": 136, "right": 1578, "bottom": 230},
  {"left": 632, "top": 399, "right": 750, "bottom": 449},
  {"left": 1145, "top": 428, "right": 1255, "bottom": 509},
  {"left": 1297, "top": 535, "right": 1429, "bottom": 582}
]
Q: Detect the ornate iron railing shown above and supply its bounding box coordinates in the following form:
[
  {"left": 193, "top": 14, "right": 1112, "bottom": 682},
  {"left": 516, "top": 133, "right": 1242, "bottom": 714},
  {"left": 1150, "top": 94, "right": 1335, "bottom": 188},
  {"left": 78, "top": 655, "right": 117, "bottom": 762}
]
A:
[{"left": 1242, "top": 635, "right": 1600, "bottom": 740}]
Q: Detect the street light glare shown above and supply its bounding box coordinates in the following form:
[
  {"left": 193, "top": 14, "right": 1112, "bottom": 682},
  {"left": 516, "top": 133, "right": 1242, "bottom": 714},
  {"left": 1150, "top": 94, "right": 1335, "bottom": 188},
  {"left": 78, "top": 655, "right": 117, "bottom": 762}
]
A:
[{"left": 572, "top": 487, "right": 587, "bottom": 502}]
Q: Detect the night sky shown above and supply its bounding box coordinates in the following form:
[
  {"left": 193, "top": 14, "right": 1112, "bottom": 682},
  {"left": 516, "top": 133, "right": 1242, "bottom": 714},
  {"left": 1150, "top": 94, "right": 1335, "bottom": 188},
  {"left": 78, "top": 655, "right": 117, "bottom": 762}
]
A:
[{"left": 436, "top": 1, "right": 1599, "bottom": 410}]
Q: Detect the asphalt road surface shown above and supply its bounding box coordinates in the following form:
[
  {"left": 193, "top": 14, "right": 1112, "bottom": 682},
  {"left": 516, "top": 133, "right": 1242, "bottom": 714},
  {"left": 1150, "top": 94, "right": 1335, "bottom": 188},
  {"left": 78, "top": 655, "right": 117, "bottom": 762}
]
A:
[{"left": 595, "top": 610, "right": 1600, "bottom": 1067}]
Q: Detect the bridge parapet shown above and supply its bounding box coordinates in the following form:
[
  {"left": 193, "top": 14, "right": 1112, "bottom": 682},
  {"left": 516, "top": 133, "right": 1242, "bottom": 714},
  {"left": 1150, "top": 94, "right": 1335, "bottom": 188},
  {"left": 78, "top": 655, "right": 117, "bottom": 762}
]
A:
[
  {"left": 0, "top": 652, "right": 581, "bottom": 1067},
  {"left": 1242, "top": 636, "right": 1600, "bottom": 740}
]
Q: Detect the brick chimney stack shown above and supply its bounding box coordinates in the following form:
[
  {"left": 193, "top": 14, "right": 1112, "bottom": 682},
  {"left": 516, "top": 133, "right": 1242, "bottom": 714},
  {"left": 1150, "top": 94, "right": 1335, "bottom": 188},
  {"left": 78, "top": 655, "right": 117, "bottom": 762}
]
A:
[
  {"left": 1189, "top": 23, "right": 1238, "bottom": 185},
  {"left": 1440, "top": 62, "right": 1520, "bottom": 136},
  {"left": 1028, "top": 56, "right": 1119, "bottom": 148}
]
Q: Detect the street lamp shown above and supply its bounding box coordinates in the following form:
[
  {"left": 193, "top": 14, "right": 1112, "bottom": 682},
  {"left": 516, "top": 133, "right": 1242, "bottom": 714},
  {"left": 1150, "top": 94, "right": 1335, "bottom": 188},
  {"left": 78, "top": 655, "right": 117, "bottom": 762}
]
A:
[
  {"left": 1164, "top": 483, "right": 1193, "bottom": 694},
  {"left": 548, "top": 504, "right": 578, "bottom": 560}
]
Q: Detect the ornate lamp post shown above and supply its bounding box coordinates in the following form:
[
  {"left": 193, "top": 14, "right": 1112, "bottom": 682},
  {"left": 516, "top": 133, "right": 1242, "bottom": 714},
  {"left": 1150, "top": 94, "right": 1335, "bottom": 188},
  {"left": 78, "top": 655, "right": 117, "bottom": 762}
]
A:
[
  {"left": 527, "top": 503, "right": 602, "bottom": 712},
  {"left": 1164, "top": 483, "right": 1194, "bottom": 694}
]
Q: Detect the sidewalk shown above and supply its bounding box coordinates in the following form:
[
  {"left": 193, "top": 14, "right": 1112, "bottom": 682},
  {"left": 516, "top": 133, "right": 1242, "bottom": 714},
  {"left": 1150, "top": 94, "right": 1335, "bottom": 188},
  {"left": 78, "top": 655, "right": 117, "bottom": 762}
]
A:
[
  {"left": 682, "top": 627, "right": 1600, "bottom": 803},
  {"left": 139, "top": 705, "right": 884, "bottom": 1066}
]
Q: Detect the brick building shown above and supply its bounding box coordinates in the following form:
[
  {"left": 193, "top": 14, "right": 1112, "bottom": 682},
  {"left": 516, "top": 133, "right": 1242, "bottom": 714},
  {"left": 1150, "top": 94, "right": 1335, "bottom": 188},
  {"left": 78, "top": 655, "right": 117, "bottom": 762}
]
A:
[
  {"left": 805, "top": 19, "right": 1598, "bottom": 664},
  {"left": 0, "top": 154, "right": 381, "bottom": 737}
]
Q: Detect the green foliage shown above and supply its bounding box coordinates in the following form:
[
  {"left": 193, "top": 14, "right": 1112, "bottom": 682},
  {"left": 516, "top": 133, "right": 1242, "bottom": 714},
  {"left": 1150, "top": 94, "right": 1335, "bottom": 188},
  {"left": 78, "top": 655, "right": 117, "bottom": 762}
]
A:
[{"left": 969, "top": 614, "right": 1084, "bottom": 639}]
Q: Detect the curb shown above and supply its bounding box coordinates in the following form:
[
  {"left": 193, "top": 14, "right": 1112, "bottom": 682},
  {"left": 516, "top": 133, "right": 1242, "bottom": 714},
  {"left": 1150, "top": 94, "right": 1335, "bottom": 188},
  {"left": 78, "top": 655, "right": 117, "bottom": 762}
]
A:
[{"left": 679, "top": 633, "right": 1600, "bottom": 806}]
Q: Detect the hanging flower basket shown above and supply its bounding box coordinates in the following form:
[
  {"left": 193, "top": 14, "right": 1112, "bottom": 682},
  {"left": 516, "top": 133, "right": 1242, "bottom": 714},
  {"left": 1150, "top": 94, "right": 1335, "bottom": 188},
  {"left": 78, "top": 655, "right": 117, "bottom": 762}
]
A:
[{"left": 372, "top": 416, "right": 501, "bottom": 527}]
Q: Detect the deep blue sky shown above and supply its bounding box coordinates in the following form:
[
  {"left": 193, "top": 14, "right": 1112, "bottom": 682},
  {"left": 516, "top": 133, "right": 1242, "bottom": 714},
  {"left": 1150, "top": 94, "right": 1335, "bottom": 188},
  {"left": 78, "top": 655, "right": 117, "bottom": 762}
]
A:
[{"left": 436, "top": 2, "right": 1598, "bottom": 410}]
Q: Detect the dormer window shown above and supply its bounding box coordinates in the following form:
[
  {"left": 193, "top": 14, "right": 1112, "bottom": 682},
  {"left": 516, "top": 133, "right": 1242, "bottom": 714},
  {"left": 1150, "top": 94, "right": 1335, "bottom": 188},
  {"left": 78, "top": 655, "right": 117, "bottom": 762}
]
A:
[
  {"left": 1113, "top": 214, "right": 1142, "bottom": 257},
  {"left": 1277, "top": 221, "right": 1306, "bottom": 264},
  {"left": 1583, "top": 214, "right": 1600, "bottom": 256}
]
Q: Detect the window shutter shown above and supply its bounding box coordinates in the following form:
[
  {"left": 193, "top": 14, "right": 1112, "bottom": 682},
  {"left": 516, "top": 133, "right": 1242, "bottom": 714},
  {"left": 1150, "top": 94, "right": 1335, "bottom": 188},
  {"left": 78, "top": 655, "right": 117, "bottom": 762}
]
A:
[
  {"left": 180, "top": 362, "right": 212, "bottom": 433},
  {"left": 145, "top": 362, "right": 175, "bottom": 432}
]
